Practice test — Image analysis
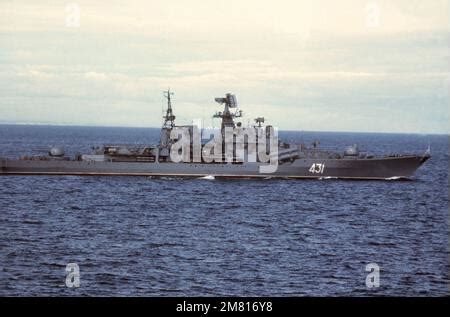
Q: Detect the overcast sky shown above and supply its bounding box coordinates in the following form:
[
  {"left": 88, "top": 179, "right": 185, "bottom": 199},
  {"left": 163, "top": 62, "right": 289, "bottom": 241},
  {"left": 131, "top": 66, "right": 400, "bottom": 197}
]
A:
[{"left": 0, "top": 0, "right": 448, "bottom": 133}]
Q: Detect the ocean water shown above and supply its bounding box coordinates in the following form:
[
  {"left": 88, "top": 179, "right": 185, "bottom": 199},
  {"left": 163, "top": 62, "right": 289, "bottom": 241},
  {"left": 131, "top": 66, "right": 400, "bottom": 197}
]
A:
[{"left": 0, "top": 125, "right": 448, "bottom": 296}]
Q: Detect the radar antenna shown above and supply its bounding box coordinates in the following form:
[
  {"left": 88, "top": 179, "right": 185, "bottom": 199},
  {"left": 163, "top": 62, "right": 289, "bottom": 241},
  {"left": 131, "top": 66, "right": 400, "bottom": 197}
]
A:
[
  {"left": 213, "top": 93, "right": 242, "bottom": 130},
  {"left": 254, "top": 117, "right": 265, "bottom": 128}
]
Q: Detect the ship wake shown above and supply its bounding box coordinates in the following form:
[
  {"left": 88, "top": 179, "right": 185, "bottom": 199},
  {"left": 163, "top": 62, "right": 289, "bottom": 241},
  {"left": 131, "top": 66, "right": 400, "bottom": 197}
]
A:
[
  {"left": 198, "top": 175, "right": 216, "bottom": 180},
  {"left": 384, "top": 176, "right": 410, "bottom": 181}
]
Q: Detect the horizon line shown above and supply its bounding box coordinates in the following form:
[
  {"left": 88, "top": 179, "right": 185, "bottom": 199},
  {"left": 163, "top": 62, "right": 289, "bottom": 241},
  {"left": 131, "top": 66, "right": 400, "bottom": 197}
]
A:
[{"left": 0, "top": 122, "right": 447, "bottom": 136}]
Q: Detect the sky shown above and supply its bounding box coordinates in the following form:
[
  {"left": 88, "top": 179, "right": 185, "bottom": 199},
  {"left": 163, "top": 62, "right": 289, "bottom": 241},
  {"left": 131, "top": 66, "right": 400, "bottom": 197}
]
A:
[{"left": 0, "top": 0, "right": 448, "bottom": 133}]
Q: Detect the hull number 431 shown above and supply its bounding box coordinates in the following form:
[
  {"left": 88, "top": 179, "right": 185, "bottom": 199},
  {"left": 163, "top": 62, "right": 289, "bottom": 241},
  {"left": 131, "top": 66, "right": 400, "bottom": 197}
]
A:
[{"left": 309, "top": 163, "right": 325, "bottom": 174}]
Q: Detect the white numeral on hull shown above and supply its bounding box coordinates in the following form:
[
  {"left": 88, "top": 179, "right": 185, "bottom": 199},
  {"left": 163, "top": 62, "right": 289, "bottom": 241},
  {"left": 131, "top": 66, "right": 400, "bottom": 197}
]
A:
[{"left": 309, "top": 163, "right": 325, "bottom": 174}]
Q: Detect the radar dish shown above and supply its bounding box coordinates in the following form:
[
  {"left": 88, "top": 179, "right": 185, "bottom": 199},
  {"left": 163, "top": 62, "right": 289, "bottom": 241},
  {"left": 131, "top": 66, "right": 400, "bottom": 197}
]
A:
[{"left": 227, "top": 94, "right": 237, "bottom": 108}]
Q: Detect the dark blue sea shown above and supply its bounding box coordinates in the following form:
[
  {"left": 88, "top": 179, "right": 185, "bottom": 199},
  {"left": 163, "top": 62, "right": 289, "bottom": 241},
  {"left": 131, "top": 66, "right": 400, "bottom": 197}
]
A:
[{"left": 0, "top": 125, "right": 448, "bottom": 296}]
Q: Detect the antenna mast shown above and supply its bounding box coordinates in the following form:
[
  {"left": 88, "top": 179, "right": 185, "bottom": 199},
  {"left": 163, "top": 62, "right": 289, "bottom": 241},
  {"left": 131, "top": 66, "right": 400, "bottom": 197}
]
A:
[{"left": 163, "top": 89, "right": 176, "bottom": 129}]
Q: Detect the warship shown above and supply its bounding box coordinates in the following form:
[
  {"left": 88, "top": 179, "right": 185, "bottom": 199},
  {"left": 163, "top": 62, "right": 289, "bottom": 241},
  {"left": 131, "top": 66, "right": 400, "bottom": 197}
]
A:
[{"left": 0, "top": 91, "right": 430, "bottom": 180}]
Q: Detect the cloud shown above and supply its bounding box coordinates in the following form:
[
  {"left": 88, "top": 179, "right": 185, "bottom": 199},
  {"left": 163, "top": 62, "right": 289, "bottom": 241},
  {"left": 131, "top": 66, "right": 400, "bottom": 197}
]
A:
[{"left": 0, "top": 0, "right": 448, "bottom": 133}]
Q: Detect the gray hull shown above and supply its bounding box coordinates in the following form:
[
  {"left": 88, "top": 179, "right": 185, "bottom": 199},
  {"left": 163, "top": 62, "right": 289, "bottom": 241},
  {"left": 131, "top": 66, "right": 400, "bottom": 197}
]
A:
[{"left": 0, "top": 155, "right": 429, "bottom": 180}]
